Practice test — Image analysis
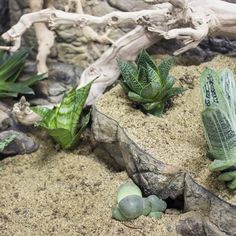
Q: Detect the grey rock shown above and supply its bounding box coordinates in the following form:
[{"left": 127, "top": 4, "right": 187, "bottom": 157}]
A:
[
  {"left": 48, "top": 82, "right": 66, "bottom": 97},
  {"left": 175, "top": 212, "right": 227, "bottom": 236},
  {"left": 0, "top": 0, "right": 9, "bottom": 35},
  {"left": 91, "top": 100, "right": 236, "bottom": 235},
  {"left": 0, "top": 130, "right": 38, "bottom": 156},
  {"left": 107, "top": 0, "right": 152, "bottom": 11},
  {"left": 0, "top": 110, "right": 11, "bottom": 131}
]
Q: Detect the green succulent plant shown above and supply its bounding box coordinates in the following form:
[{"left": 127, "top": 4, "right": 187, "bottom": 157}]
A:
[
  {"left": 118, "top": 49, "right": 184, "bottom": 117},
  {"left": 112, "top": 182, "right": 167, "bottom": 221},
  {"left": 201, "top": 68, "right": 236, "bottom": 189},
  {"left": 0, "top": 48, "right": 44, "bottom": 97},
  {"left": 32, "top": 82, "right": 92, "bottom": 150}
]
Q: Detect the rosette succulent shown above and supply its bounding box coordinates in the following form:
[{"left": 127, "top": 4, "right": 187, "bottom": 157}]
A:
[
  {"left": 112, "top": 182, "right": 167, "bottom": 221},
  {"left": 201, "top": 68, "right": 236, "bottom": 189},
  {"left": 118, "top": 49, "right": 184, "bottom": 117},
  {"left": 32, "top": 82, "right": 92, "bottom": 150},
  {"left": 0, "top": 48, "right": 44, "bottom": 97}
]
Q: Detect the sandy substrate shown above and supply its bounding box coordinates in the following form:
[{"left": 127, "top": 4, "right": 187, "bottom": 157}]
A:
[
  {"left": 96, "top": 55, "right": 236, "bottom": 205},
  {"left": 0, "top": 132, "right": 181, "bottom": 236}
]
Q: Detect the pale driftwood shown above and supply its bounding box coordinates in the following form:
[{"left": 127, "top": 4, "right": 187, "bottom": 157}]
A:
[
  {"left": 29, "top": 0, "right": 55, "bottom": 76},
  {"left": 2, "top": 0, "right": 236, "bottom": 108},
  {"left": 12, "top": 97, "right": 42, "bottom": 126}
]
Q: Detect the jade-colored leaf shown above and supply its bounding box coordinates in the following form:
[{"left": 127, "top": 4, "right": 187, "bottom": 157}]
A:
[
  {"left": 33, "top": 82, "right": 93, "bottom": 150},
  {"left": 158, "top": 57, "right": 174, "bottom": 82},
  {"left": 128, "top": 91, "right": 152, "bottom": 103},
  {"left": 137, "top": 49, "right": 157, "bottom": 71},
  {"left": 0, "top": 48, "right": 44, "bottom": 97},
  {"left": 140, "top": 82, "right": 160, "bottom": 99},
  {"left": 209, "top": 159, "right": 236, "bottom": 172},
  {"left": 118, "top": 50, "right": 184, "bottom": 116},
  {"left": 117, "top": 59, "right": 143, "bottom": 94}
]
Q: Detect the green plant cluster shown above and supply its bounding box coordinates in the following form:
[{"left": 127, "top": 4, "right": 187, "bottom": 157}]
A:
[
  {"left": 0, "top": 48, "right": 44, "bottom": 97},
  {"left": 33, "top": 82, "right": 92, "bottom": 150},
  {"left": 118, "top": 49, "right": 184, "bottom": 117},
  {"left": 201, "top": 68, "right": 236, "bottom": 189},
  {"left": 112, "top": 182, "right": 167, "bottom": 221}
]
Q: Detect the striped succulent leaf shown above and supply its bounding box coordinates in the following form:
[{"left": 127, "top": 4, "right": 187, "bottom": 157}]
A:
[
  {"left": 201, "top": 68, "right": 236, "bottom": 189},
  {"left": 118, "top": 49, "right": 184, "bottom": 116},
  {"left": 33, "top": 82, "right": 92, "bottom": 150}
]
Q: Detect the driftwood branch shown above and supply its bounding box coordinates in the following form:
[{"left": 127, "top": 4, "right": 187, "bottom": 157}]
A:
[{"left": 2, "top": 0, "right": 236, "bottom": 107}]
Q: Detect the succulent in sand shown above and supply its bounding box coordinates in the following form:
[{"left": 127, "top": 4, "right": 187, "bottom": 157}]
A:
[
  {"left": 32, "top": 82, "right": 92, "bottom": 150},
  {"left": 112, "top": 182, "right": 167, "bottom": 221},
  {"left": 201, "top": 68, "right": 236, "bottom": 189},
  {"left": 118, "top": 49, "right": 184, "bottom": 117},
  {"left": 0, "top": 48, "right": 44, "bottom": 97}
]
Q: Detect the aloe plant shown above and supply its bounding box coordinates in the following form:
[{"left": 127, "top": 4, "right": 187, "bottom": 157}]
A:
[
  {"left": 201, "top": 68, "right": 236, "bottom": 189},
  {"left": 0, "top": 48, "right": 44, "bottom": 97},
  {"left": 118, "top": 49, "right": 184, "bottom": 116},
  {"left": 32, "top": 82, "right": 92, "bottom": 150}
]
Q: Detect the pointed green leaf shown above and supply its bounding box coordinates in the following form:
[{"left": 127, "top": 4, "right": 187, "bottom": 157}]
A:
[
  {"left": 117, "top": 59, "right": 143, "bottom": 94},
  {"left": 137, "top": 49, "right": 157, "bottom": 71},
  {"left": 128, "top": 91, "right": 152, "bottom": 103},
  {"left": 158, "top": 57, "right": 174, "bottom": 82},
  {"left": 140, "top": 82, "right": 160, "bottom": 99},
  {"left": 209, "top": 158, "right": 236, "bottom": 172}
]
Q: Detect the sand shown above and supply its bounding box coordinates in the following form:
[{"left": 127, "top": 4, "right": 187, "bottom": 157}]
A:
[
  {"left": 96, "top": 55, "right": 236, "bottom": 205},
  {"left": 0, "top": 131, "right": 181, "bottom": 236}
]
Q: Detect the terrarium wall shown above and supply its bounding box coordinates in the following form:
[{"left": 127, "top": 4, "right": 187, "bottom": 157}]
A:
[
  {"left": 8, "top": 0, "right": 125, "bottom": 69},
  {"left": 7, "top": 0, "right": 236, "bottom": 69}
]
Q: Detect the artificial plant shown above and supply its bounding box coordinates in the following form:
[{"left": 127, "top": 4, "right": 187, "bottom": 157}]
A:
[
  {"left": 32, "top": 82, "right": 92, "bottom": 150},
  {"left": 118, "top": 49, "right": 184, "bottom": 116},
  {"left": 112, "top": 182, "right": 167, "bottom": 221},
  {"left": 201, "top": 68, "right": 236, "bottom": 189},
  {"left": 0, "top": 48, "right": 44, "bottom": 97}
]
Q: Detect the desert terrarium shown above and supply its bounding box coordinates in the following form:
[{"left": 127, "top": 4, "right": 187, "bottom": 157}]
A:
[{"left": 1, "top": 0, "right": 236, "bottom": 235}]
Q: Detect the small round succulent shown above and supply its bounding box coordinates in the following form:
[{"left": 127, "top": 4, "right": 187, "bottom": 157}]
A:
[{"left": 112, "top": 182, "right": 167, "bottom": 221}]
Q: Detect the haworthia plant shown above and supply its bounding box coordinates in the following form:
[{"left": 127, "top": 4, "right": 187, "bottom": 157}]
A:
[
  {"left": 201, "top": 68, "right": 236, "bottom": 189},
  {"left": 118, "top": 49, "right": 185, "bottom": 117},
  {"left": 33, "top": 82, "right": 93, "bottom": 150},
  {"left": 0, "top": 48, "right": 44, "bottom": 97}
]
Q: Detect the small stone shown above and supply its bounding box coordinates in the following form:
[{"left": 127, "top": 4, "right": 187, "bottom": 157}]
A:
[
  {"left": 0, "top": 110, "right": 11, "bottom": 131},
  {"left": 0, "top": 130, "right": 38, "bottom": 156}
]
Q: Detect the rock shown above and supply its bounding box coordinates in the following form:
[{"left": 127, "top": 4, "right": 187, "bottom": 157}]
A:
[
  {"left": 107, "top": 0, "right": 151, "bottom": 11},
  {"left": 0, "top": 110, "right": 11, "bottom": 131},
  {"left": 175, "top": 212, "right": 227, "bottom": 236},
  {"left": 0, "top": 0, "right": 9, "bottom": 35},
  {"left": 0, "top": 130, "right": 38, "bottom": 156}
]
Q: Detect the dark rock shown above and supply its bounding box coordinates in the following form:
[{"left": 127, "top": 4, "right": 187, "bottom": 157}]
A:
[
  {"left": 176, "top": 213, "right": 205, "bottom": 236},
  {"left": 175, "top": 212, "right": 227, "bottom": 236},
  {"left": 0, "top": 130, "right": 38, "bottom": 156},
  {"left": 0, "top": 110, "right": 11, "bottom": 131},
  {"left": 0, "top": 0, "right": 10, "bottom": 35}
]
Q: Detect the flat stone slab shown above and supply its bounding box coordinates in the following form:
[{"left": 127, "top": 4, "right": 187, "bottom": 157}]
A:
[{"left": 91, "top": 55, "right": 236, "bottom": 235}]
